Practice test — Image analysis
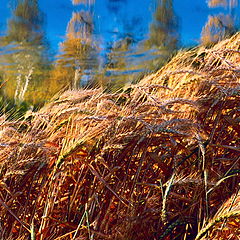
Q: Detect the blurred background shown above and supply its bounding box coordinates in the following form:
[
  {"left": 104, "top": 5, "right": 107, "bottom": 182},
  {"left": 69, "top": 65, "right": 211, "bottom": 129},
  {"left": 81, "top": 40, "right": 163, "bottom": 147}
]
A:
[{"left": 0, "top": 0, "right": 239, "bottom": 111}]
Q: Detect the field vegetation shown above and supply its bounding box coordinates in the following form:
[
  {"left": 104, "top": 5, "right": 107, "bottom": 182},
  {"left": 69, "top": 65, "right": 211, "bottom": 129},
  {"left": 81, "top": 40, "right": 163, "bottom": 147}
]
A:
[{"left": 0, "top": 33, "right": 239, "bottom": 239}]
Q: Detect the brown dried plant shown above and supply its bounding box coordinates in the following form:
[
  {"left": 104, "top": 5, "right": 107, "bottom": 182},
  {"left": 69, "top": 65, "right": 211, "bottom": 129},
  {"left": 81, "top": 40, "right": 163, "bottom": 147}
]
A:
[{"left": 0, "top": 33, "right": 239, "bottom": 240}]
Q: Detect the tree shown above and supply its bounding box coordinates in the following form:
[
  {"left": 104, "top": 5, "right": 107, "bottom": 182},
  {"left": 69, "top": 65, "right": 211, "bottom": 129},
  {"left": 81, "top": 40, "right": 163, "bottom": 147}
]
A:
[
  {"left": 144, "top": 0, "right": 178, "bottom": 51},
  {"left": 49, "top": 10, "right": 98, "bottom": 91},
  {"left": 138, "top": 0, "right": 179, "bottom": 72},
  {"left": 201, "top": 0, "right": 238, "bottom": 45},
  {"left": 72, "top": 0, "right": 95, "bottom": 5},
  {"left": 0, "top": 0, "right": 50, "bottom": 105},
  {"left": 102, "top": 36, "right": 134, "bottom": 91},
  {"left": 6, "top": 0, "right": 45, "bottom": 45},
  {"left": 201, "top": 14, "right": 235, "bottom": 45},
  {"left": 101, "top": 0, "right": 179, "bottom": 91},
  {"left": 208, "top": 0, "right": 238, "bottom": 8}
]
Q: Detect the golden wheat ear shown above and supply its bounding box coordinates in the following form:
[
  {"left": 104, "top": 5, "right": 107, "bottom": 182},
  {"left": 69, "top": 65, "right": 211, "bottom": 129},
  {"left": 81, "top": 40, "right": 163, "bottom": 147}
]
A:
[{"left": 0, "top": 33, "right": 239, "bottom": 240}]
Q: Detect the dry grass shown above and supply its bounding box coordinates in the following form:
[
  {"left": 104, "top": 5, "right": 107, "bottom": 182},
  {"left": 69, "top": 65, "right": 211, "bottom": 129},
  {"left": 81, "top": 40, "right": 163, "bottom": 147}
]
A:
[{"left": 0, "top": 33, "right": 239, "bottom": 240}]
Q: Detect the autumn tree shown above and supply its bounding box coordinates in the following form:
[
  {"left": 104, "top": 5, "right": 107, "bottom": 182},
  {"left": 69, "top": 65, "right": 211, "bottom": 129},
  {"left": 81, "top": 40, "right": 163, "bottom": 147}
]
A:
[
  {"left": 143, "top": 0, "right": 179, "bottom": 70},
  {"left": 5, "top": 0, "right": 45, "bottom": 45},
  {"left": 72, "top": 0, "right": 95, "bottom": 5},
  {"left": 208, "top": 0, "right": 238, "bottom": 8},
  {"left": 49, "top": 10, "right": 98, "bottom": 91},
  {"left": 201, "top": 0, "right": 238, "bottom": 45},
  {"left": 0, "top": 0, "right": 50, "bottom": 105},
  {"left": 102, "top": 36, "right": 134, "bottom": 91},
  {"left": 201, "top": 14, "right": 235, "bottom": 45},
  {"left": 100, "top": 0, "right": 179, "bottom": 91}
]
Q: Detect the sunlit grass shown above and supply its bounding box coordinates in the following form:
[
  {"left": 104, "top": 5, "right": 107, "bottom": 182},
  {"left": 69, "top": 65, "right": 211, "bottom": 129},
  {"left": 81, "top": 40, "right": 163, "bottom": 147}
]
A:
[{"left": 0, "top": 33, "right": 239, "bottom": 240}]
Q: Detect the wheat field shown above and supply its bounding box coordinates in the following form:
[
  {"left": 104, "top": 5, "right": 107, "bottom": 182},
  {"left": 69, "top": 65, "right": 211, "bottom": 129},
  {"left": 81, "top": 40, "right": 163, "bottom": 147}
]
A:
[{"left": 0, "top": 33, "right": 239, "bottom": 240}]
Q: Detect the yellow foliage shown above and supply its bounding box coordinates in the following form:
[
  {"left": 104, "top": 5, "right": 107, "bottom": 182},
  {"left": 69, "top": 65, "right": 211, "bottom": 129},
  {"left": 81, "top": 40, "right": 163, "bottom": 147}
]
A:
[
  {"left": 72, "top": 0, "right": 95, "bottom": 5},
  {"left": 208, "top": 0, "right": 228, "bottom": 7},
  {"left": 208, "top": 0, "right": 238, "bottom": 7},
  {"left": 201, "top": 14, "right": 235, "bottom": 45}
]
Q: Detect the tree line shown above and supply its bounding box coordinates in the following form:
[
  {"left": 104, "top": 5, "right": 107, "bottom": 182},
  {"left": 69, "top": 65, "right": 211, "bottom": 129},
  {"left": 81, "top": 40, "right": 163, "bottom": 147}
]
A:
[{"left": 0, "top": 0, "right": 238, "bottom": 108}]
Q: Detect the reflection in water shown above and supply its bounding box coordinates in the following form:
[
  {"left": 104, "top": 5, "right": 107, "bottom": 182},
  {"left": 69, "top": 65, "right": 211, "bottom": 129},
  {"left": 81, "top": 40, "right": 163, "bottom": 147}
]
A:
[
  {"left": 104, "top": 36, "right": 135, "bottom": 91},
  {"left": 98, "top": 0, "right": 179, "bottom": 91},
  {"left": 49, "top": 9, "right": 98, "bottom": 93},
  {"left": 201, "top": 0, "right": 238, "bottom": 45},
  {"left": 0, "top": 0, "right": 50, "bottom": 106},
  {"left": 142, "top": 0, "right": 179, "bottom": 70},
  {"left": 72, "top": 0, "right": 95, "bottom": 5},
  {"left": 207, "top": 0, "right": 238, "bottom": 8},
  {"left": 0, "top": 0, "right": 239, "bottom": 109}
]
